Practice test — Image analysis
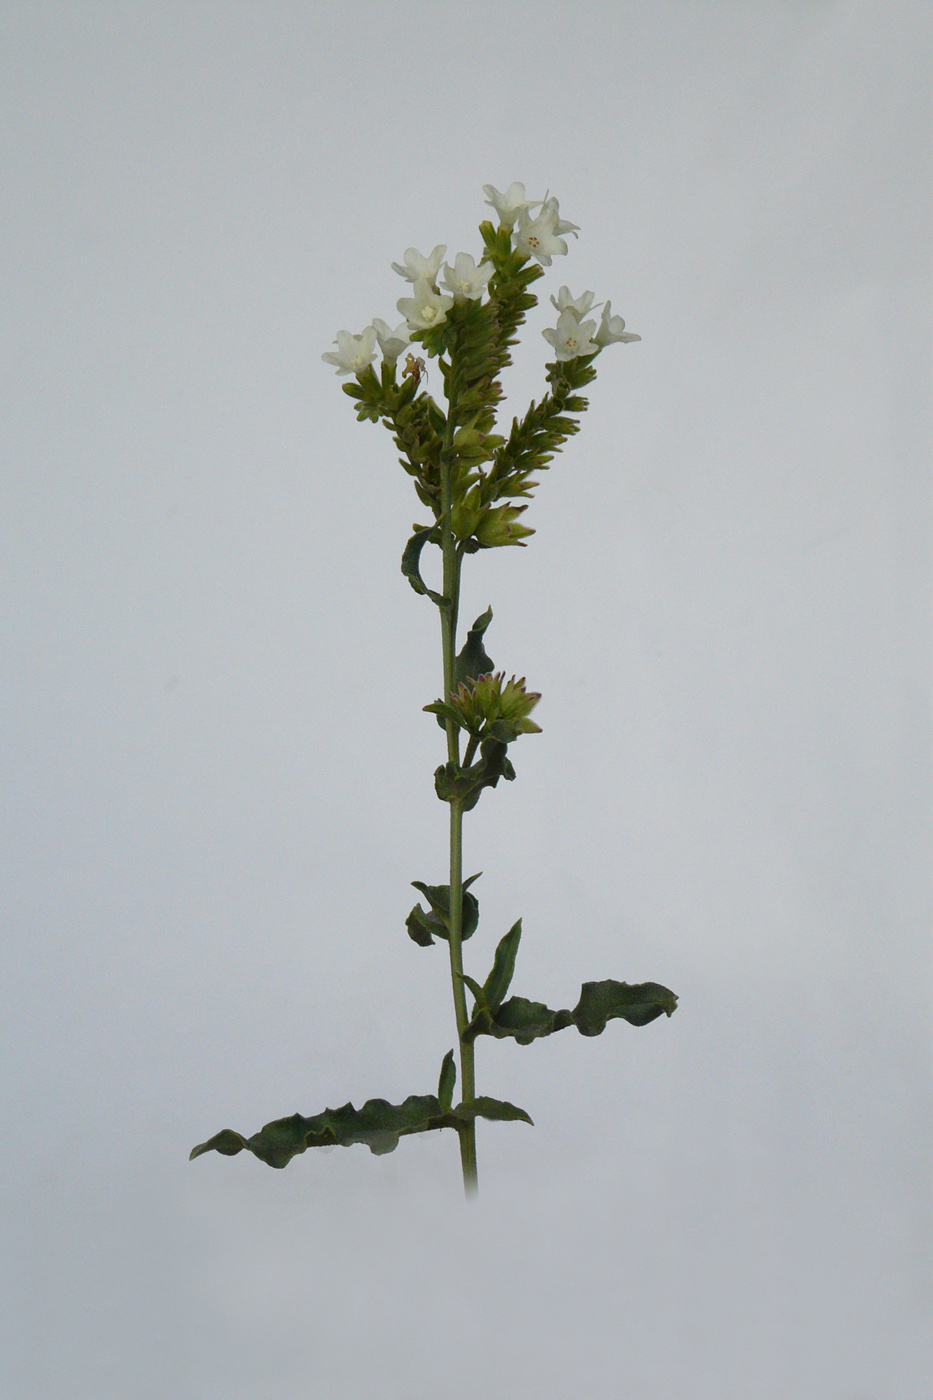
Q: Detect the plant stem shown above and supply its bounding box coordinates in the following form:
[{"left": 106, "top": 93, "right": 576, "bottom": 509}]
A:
[
  {"left": 448, "top": 797, "right": 477, "bottom": 1194},
  {"left": 439, "top": 392, "right": 478, "bottom": 1195}
]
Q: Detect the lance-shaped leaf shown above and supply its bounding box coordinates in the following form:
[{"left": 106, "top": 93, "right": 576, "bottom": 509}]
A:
[
  {"left": 455, "top": 1097, "right": 533, "bottom": 1128},
  {"left": 483, "top": 919, "right": 522, "bottom": 1012},
  {"left": 407, "top": 872, "right": 481, "bottom": 946},
  {"left": 190, "top": 1090, "right": 532, "bottom": 1169},
  {"left": 437, "top": 1049, "right": 457, "bottom": 1112},
  {"left": 401, "top": 526, "right": 446, "bottom": 605},
  {"left": 464, "top": 978, "right": 678, "bottom": 1044},
  {"left": 458, "top": 920, "right": 523, "bottom": 1037}
]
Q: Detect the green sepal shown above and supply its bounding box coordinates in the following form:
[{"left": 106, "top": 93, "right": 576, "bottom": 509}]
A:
[
  {"left": 437, "top": 1049, "right": 456, "bottom": 1112},
  {"left": 190, "top": 1090, "right": 532, "bottom": 1169},
  {"left": 464, "top": 979, "right": 678, "bottom": 1045},
  {"left": 401, "top": 526, "right": 446, "bottom": 605},
  {"left": 341, "top": 365, "right": 386, "bottom": 424},
  {"left": 407, "top": 872, "right": 481, "bottom": 946},
  {"left": 484, "top": 715, "right": 538, "bottom": 745},
  {"left": 454, "top": 607, "right": 494, "bottom": 687}
]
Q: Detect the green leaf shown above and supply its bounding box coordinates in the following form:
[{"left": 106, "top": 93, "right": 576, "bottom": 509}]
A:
[
  {"left": 572, "top": 980, "right": 679, "bottom": 1033},
  {"left": 423, "top": 699, "right": 462, "bottom": 728},
  {"left": 459, "top": 971, "right": 485, "bottom": 1002},
  {"left": 454, "top": 607, "right": 494, "bottom": 687},
  {"left": 190, "top": 1090, "right": 532, "bottom": 1169},
  {"left": 463, "top": 994, "right": 569, "bottom": 1045},
  {"left": 437, "top": 1049, "right": 456, "bottom": 1112},
  {"left": 433, "top": 739, "right": 516, "bottom": 811},
  {"left": 401, "top": 526, "right": 446, "bottom": 605},
  {"left": 465, "top": 979, "right": 678, "bottom": 1044},
  {"left": 450, "top": 1097, "right": 533, "bottom": 1128},
  {"left": 482, "top": 919, "right": 522, "bottom": 1012},
  {"left": 407, "top": 873, "right": 481, "bottom": 945},
  {"left": 406, "top": 904, "right": 439, "bottom": 947}
]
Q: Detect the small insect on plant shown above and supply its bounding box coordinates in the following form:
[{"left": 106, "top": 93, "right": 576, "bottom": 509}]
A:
[{"left": 402, "top": 351, "right": 427, "bottom": 387}]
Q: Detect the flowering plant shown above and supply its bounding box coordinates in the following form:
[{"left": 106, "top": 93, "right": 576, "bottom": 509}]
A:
[{"left": 191, "top": 184, "right": 677, "bottom": 1194}]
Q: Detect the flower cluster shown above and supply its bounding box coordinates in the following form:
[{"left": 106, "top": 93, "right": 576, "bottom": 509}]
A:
[
  {"left": 426, "top": 672, "right": 542, "bottom": 745},
  {"left": 542, "top": 285, "right": 641, "bottom": 362},
  {"left": 322, "top": 182, "right": 639, "bottom": 378}
]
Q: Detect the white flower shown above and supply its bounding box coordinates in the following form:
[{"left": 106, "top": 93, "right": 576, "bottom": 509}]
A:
[
  {"left": 321, "top": 326, "right": 378, "bottom": 376},
  {"left": 482, "top": 182, "right": 541, "bottom": 229},
  {"left": 441, "top": 252, "right": 494, "bottom": 302},
  {"left": 594, "top": 301, "right": 641, "bottom": 346},
  {"left": 550, "top": 286, "right": 596, "bottom": 319},
  {"left": 514, "top": 203, "right": 571, "bottom": 267},
  {"left": 370, "top": 318, "right": 410, "bottom": 363},
  {"left": 397, "top": 277, "right": 454, "bottom": 331},
  {"left": 391, "top": 244, "right": 447, "bottom": 284},
  {"left": 540, "top": 195, "right": 580, "bottom": 240},
  {"left": 542, "top": 308, "right": 598, "bottom": 361}
]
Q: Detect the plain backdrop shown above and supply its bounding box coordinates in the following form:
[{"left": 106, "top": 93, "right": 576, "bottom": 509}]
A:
[{"left": 2, "top": 3, "right": 930, "bottom": 1398}]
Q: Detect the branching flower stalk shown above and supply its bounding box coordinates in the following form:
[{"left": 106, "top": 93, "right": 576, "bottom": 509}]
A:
[{"left": 190, "top": 183, "right": 677, "bottom": 1195}]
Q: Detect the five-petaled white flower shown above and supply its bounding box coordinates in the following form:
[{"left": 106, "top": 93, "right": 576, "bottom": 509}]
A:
[
  {"left": 514, "top": 202, "right": 573, "bottom": 267},
  {"left": 542, "top": 308, "right": 598, "bottom": 361},
  {"left": 391, "top": 245, "right": 447, "bottom": 285},
  {"left": 441, "top": 252, "right": 494, "bottom": 302},
  {"left": 322, "top": 326, "right": 378, "bottom": 376},
  {"left": 397, "top": 277, "right": 454, "bottom": 331},
  {"left": 370, "top": 318, "right": 410, "bottom": 363},
  {"left": 594, "top": 301, "right": 641, "bottom": 346},
  {"left": 550, "top": 286, "right": 596, "bottom": 319},
  {"left": 482, "top": 182, "right": 542, "bottom": 229}
]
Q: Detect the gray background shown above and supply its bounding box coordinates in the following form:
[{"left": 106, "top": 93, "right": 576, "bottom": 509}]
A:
[{"left": 2, "top": 3, "right": 930, "bottom": 1397}]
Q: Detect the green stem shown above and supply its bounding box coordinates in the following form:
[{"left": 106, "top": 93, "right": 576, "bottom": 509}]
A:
[
  {"left": 439, "top": 387, "right": 478, "bottom": 1196},
  {"left": 448, "top": 797, "right": 477, "bottom": 1194}
]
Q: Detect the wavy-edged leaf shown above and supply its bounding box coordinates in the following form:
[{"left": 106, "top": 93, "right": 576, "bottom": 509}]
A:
[
  {"left": 572, "top": 980, "right": 678, "bottom": 1033},
  {"left": 433, "top": 738, "right": 516, "bottom": 811},
  {"left": 407, "top": 873, "right": 481, "bottom": 945},
  {"left": 401, "top": 526, "right": 446, "bottom": 605},
  {"left": 190, "top": 1091, "right": 531, "bottom": 1169},
  {"left": 406, "top": 904, "right": 438, "bottom": 947},
  {"left": 464, "top": 979, "right": 678, "bottom": 1044},
  {"left": 464, "top": 994, "right": 571, "bottom": 1044}
]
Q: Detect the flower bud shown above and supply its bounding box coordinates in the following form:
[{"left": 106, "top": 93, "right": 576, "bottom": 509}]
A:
[
  {"left": 474, "top": 504, "right": 534, "bottom": 548},
  {"left": 446, "top": 671, "right": 542, "bottom": 743}
]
